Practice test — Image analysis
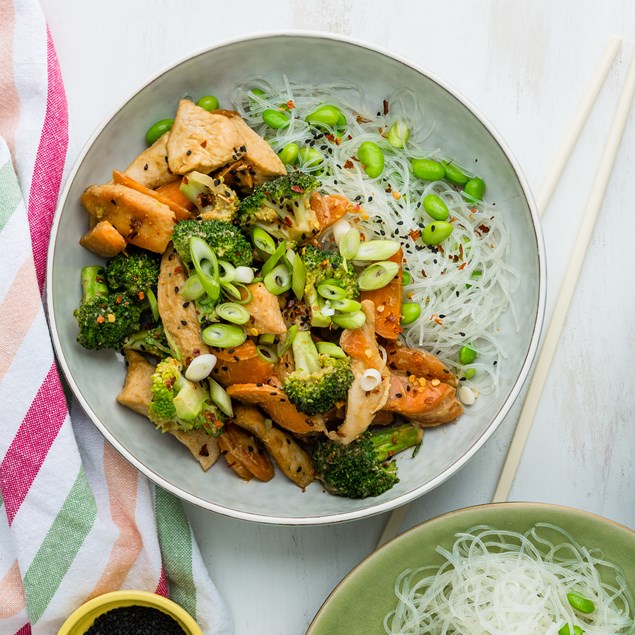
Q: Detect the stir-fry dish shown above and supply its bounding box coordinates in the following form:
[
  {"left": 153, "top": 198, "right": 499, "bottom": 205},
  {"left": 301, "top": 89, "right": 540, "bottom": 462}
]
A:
[{"left": 74, "top": 81, "right": 516, "bottom": 498}]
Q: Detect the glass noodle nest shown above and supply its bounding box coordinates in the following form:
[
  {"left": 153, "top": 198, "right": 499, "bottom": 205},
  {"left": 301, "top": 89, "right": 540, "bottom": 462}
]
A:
[{"left": 231, "top": 77, "right": 520, "bottom": 399}]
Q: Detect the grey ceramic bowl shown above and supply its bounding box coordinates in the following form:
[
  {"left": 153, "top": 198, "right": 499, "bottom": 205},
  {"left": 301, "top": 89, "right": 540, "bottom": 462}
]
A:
[
  {"left": 308, "top": 503, "right": 635, "bottom": 633},
  {"left": 47, "top": 33, "right": 545, "bottom": 525}
]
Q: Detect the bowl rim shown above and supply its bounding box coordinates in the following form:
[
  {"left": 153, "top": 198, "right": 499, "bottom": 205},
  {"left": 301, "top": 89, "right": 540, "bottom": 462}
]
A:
[
  {"left": 307, "top": 501, "right": 635, "bottom": 632},
  {"left": 57, "top": 589, "right": 202, "bottom": 635},
  {"left": 46, "top": 30, "right": 546, "bottom": 525}
]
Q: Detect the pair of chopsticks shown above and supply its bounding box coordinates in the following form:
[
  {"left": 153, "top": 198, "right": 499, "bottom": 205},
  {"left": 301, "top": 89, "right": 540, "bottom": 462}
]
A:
[{"left": 377, "top": 36, "right": 635, "bottom": 548}]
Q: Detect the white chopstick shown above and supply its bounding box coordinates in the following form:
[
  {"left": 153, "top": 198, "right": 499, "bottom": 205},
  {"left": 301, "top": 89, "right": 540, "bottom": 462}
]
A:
[
  {"left": 492, "top": 49, "right": 635, "bottom": 502},
  {"left": 376, "top": 38, "right": 626, "bottom": 550}
]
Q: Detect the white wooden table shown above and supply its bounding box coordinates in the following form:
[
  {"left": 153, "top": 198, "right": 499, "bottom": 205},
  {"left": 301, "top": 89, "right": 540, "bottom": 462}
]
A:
[{"left": 40, "top": 1, "right": 635, "bottom": 633}]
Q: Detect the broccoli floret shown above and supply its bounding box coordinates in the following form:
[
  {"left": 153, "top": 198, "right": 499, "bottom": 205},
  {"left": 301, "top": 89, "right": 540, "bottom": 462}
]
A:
[
  {"left": 123, "top": 326, "right": 171, "bottom": 358},
  {"left": 237, "top": 172, "right": 320, "bottom": 244},
  {"left": 302, "top": 245, "right": 359, "bottom": 327},
  {"left": 282, "top": 330, "right": 354, "bottom": 415},
  {"left": 312, "top": 424, "right": 424, "bottom": 498},
  {"left": 74, "top": 266, "right": 142, "bottom": 350},
  {"left": 148, "top": 357, "right": 225, "bottom": 435},
  {"left": 105, "top": 250, "right": 160, "bottom": 300},
  {"left": 171, "top": 219, "right": 252, "bottom": 267}
]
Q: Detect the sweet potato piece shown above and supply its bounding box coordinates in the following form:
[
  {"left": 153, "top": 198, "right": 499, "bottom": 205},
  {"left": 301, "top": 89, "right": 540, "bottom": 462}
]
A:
[
  {"left": 209, "top": 341, "right": 274, "bottom": 387},
  {"left": 81, "top": 183, "right": 176, "bottom": 253},
  {"left": 360, "top": 249, "right": 403, "bottom": 340},
  {"left": 226, "top": 383, "right": 326, "bottom": 436},
  {"left": 112, "top": 170, "right": 191, "bottom": 220},
  {"left": 384, "top": 342, "right": 458, "bottom": 387},
  {"left": 79, "top": 220, "right": 126, "bottom": 257},
  {"left": 218, "top": 423, "right": 274, "bottom": 482},
  {"left": 154, "top": 179, "right": 195, "bottom": 212},
  {"left": 232, "top": 405, "right": 315, "bottom": 489}
]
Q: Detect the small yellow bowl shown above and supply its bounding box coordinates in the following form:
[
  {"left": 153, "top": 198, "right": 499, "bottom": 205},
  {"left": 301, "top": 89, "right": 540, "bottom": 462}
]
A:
[{"left": 57, "top": 590, "right": 202, "bottom": 635}]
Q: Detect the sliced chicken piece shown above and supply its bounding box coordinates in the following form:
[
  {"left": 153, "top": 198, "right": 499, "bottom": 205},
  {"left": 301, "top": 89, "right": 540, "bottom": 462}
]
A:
[
  {"left": 171, "top": 428, "right": 220, "bottom": 471},
  {"left": 116, "top": 350, "right": 220, "bottom": 469},
  {"left": 157, "top": 244, "right": 209, "bottom": 364},
  {"left": 243, "top": 282, "right": 287, "bottom": 336},
  {"left": 123, "top": 131, "right": 177, "bottom": 189},
  {"left": 223, "top": 112, "right": 286, "bottom": 185},
  {"left": 79, "top": 220, "right": 126, "bottom": 257},
  {"left": 384, "top": 342, "right": 458, "bottom": 387},
  {"left": 167, "top": 100, "right": 245, "bottom": 175},
  {"left": 383, "top": 373, "right": 463, "bottom": 425},
  {"left": 360, "top": 249, "right": 403, "bottom": 340},
  {"left": 331, "top": 300, "right": 391, "bottom": 444},
  {"left": 81, "top": 183, "right": 176, "bottom": 253},
  {"left": 213, "top": 159, "right": 253, "bottom": 193},
  {"left": 117, "top": 350, "right": 156, "bottom": 416},
  {"left": 218, "top": 423, "right": 274, "bottom": 482},
  {"left": 232, "top": 405, "right": 314, "bottom": 489},
  {"left": 226, "top": 383, "right": 326, "bottom": 436},
  {"left": 209, "top": 340, "right": 274, "bottom": 387},
  {"left": 112, "top": 170, "right": 191, "bottom": 220}
]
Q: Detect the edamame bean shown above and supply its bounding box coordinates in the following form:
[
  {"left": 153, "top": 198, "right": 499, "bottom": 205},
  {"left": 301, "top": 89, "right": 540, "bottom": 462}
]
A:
[
  {"left": 358, "top": 141, "right": 385, "bottom": 178},
  {"left": 442, "top": 161, "right": 469, "bottom": 185},
  {"left": 459, "top": 345, "right": 477, "bottom": 365},
  {"left": 411, "top": 158, "right": 446, "bottom": 181},
  {"left": 402, "top": 270, "right": 412, "bottom": 286},
  {"left": 567, "top": 592, "right": 595, "bottom": 614},
  {"left": 422, "top": 221, "right": 453, "bottom": 245},
  {"left": 306, "top": 105, "right": 342, "bottom": 127},
  {"left": 463, "top": 367, "right": 476, "bottom": 380},
  {"left": 145, "top": 118, "right": 174, "bottom": 146},
  {"left": 250, "top": 88, "right": 266, "bottom": 97},
  {"left": 387, "top": 120, "right": 410, "bottom": 148},
  {"left": 196, "top": 95, "right": 219, "bottom": 111},
  {"left": 298, "top": 147, "right": 324, "bottom": 168},
  {"left": 464, "top": 177, "right": 486, "bottom": 201},
  {"left": 401, "top": 302, "right": 421, "bottom": 325},
  {"left": 336, "top": 110, "right": 347, "bottom": 130},
  {"left": 278, "top": 143, "right": 300, "bottom": 165},
  {"left": 262, "top": 109, "right": 290, "bottom": 129},
  {"left": 423, "top": 194, "right": 449, "bottom": 221},
  {"left": 558, "top": 625, "right": 584, "bottom": 635}
]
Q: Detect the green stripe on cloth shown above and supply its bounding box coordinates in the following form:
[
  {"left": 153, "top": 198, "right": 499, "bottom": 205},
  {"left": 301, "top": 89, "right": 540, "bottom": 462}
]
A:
[
  {"left": 0, "top": 159, "right": 23, "bottom": 232},
  {"left": 155, "top": 486, "right": 196, "bottom": 620},
  {"left": 22, "top": 468, "right": 97, "bottom": 623}
]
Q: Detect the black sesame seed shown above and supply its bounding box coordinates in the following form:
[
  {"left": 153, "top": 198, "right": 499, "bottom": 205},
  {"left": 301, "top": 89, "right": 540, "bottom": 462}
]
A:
[
  {"left": 180, "top": 320, "right": 187, "bottom": 326},
  {"left": 143, "top": 163, "right": 148, "bottom": 171},
  {"left": 186, "top": 150, "right": 192, "bottom": 156}
]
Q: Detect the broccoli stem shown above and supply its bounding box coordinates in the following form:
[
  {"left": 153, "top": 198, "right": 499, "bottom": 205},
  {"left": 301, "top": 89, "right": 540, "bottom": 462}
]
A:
[
  {"left": 371, "top": 424, "right": 423, "bottom": 462},
  {"left": 291, "top": 330, "right": 321, "bottom": 375},
  {"left": 81, "top": 266, "right": 109, "bottom": 302}
]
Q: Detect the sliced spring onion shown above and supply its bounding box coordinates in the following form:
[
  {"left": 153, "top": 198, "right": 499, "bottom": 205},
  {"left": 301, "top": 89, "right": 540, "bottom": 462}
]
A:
[
  {"left": 146, "top": 288, "right": 159, "bottom": 322},
  {"left": 252, "top": 227, "right": 276, "bottom": 254},
  {"left": 261, "top": 240, "right": 287, "bottom": 278},
  {"left": 321, "top": 302, "right": 335, "bottom": 317},
  {"left": 330, "top": 298, "right": 362, "bottom": 313},
  {"left": 317, "top": 284, "right": 347, "bottom": 300},
  {"left": 256, "top": 344, "right": 279, "bottom": 364},
  {"left": 264, "top": 263, "right": 291, "bottom": 295},
  {"left": 259, "top": 333, "right": 276, "bottom": 345},
  {"left": 209, "top": 377, "right": 233, "bottom": 417},
  {"left": 285, "top": 248, "right": 296, "bottom": 265},
  {"left": 233, "top": 266, "right": 255, "bottom": 284},
  {"left": 216, "top": 302, "right": 250, "bottom": 325},
  {"left": 316, "top": 342, "right": 347, "bottom": 359},
  {"left": 217, "top": 260, "right": 236, "bottom": 283},
  {"left": 292, "top": 251, "right": 306, "bottom": 300},
  {"left": 180, "top": 275, "right": 205, "bottom": 302},
  {"left": 190, "top": 236, "right": 220, "bottom": 301},
  {"left": 360, "top": 368, "right": 382, "bottom": 391},
  {"left": 358, "top": 261, "right": 400, "bottom": 291},
  {"left": 185, "top": 354, "right": 217, "bottom": 382},
  {"left": 201, "top": 323, "right": 247, "bottom": 348},
  {"left": 353, "top": 239, "right": 401, "bottom": 261},
  {"left": 332, "top": 218, "right": 352, "bottom": 245},
  {"left": 386, "top": 119, "right": 411, "bottom": 149},
  {"left": 331, "top": 310, "right": 366, "bottom": 330},
  {"left": 231, "top": 284, "right": 252, "bottom": 305},
  {"left": 339, "top": 227, "right": 361, "bottom": 260},
  {"left": 277, "top": 324, "right": 298, "bottom": 357},
  {"left": 220, "top": 281, "right": 242, "bottom": 301}
]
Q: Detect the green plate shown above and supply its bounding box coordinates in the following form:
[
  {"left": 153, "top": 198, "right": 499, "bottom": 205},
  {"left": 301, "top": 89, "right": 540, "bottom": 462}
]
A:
[{"left": 307, "top": 502, "right": 635, "bottom": 634}]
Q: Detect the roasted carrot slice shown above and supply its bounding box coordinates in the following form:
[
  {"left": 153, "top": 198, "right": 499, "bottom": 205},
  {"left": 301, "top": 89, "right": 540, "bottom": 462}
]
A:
[
  {"left": 218, "top": 424, "right": 274, "bottom": 482},
  {"left": 112, "top": 170, "right": 191, "bottom": 220},
  {"left": 360, "top": 248, "right": 404, "bottom": 340},
  {"left": 154, "top": 179, "right": 195, "bottom": 212},
  {"left": 209, "top": 340, "right": 274, "bottom": 386}
]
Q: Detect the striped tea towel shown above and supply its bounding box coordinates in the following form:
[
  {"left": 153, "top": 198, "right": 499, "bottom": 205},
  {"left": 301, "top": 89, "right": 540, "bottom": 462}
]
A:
[{"left": 0, "top": 2, "right": 232, "bottom": 633}]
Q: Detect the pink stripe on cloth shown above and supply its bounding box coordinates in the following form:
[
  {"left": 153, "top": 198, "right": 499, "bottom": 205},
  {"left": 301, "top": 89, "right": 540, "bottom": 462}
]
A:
[
  {"left": 0, "top": 363, "right": 67, "bottom": 525},
  {"left": 14, "top": 624, "right": 31, "bottom": 635},
  {"left": 26, "top": 27, "right": 68, "bottom": 293},
  {"left": 155, "top": 567, "right": 169, "bottom": 597}
]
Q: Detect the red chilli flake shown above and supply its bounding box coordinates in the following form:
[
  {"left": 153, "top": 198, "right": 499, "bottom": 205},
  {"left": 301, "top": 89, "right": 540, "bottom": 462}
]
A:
[
  {"left": 458, "top": 262, "right": 467, "bottom": 271},
  {"left": 291, "top": 185, "right": 304, "bottom": 193},
  {"left": 286, "top": 100, "right": 295, "bottom": 110},
  {"left": 383, "top": 99, "right": 389, "bottom": 115},
  {"left": 344, "top": 159, "right": 354, "bottom": 169},
  {"left": 478, "top": 224, "right": 491, "bottom": 234},
  {"left": 96, "top": 315, "right": 105, "bottom": 324},
  {"left": 408, "top": 229, "right": 421, "bottom": 242}
]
